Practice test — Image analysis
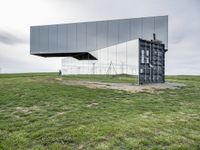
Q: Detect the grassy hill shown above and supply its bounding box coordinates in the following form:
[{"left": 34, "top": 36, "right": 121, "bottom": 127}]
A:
[{"left": 0, "top": 73, "right": 200, "bottom": 149}]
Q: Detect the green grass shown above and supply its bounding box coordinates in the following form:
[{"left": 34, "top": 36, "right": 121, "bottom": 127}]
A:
[{"left": 0, "top": 73, "right": 200, "bottom": 149}]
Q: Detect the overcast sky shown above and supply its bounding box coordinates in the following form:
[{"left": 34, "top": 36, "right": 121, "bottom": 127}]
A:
[{"left": 0, "top": 0, "right": 199, "bottom": 74}]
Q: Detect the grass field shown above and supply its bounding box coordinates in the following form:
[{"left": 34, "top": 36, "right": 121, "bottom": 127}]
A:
[{"left": 0, "top": 73, "right": 200, "bottom": 150}]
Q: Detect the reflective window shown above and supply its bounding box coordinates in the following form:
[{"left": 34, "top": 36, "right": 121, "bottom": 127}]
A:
[
  {"left": 140, "top": 68, "right": 144, "bottom": 74},
  {"left": 146, "top": 50, "right": 149, "bottom": 56},
  {"left": 141, "top": 50, "right": 145, "bottom": 63},
  {"left": 146, "top": 58, "right": 149, "bottom": 64}
]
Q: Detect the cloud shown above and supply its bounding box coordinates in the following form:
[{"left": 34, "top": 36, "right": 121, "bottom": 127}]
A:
[
  {"left": 0, "top": 0, "right": 200, "bottom": 74},
  {"left": 0, "top": 43, "right": 61, "bottom": 73},
  {"left": 0, "top": 30, "right": 27, "bottom": 45}
]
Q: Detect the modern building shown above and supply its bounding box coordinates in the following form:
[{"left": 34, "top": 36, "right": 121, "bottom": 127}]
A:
[{"left": 30, "top": 15, "right": 168, "bottom": 84}]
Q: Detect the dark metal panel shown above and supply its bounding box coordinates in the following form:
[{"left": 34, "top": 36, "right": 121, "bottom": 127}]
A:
[
  {"left": 86, "top": 22, "right": 97, "bottom": 51},
  {"left": 139, "top": 39, "right": 165, "bottom": 84},
  {"left": 77, "top": 23, "right": 87, "bottom": 51},
  {"left": 30, "top": 27, "right": 39, "bottom": 53},
  {"left": 108, "top": 20, "right": 118, "bottom": 46},
  {"left": 67, "top": 24, "right": 77, "bottom": 52},
  {"left": 97, "top": 21, "right": 107, "bottom": 49},
  {"left": 119, "top": 19, "right": 130, "bottom": 43},
  {"left": 48, "top": 25, "right": 57, "bottom": 52},
  {"left": 39, "top": 26, "right": 49, "bottom": 52},
  {"left": 58, "top": 24, "right": 67, "bottom": 52}
]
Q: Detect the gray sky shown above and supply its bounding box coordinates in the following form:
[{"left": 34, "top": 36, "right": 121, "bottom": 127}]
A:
[{"left": 0, "top": 0, "right": 200, "bottom": 74}]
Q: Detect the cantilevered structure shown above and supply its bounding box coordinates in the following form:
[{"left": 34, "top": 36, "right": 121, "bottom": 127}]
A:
[{"left": 30, "top": 15, "right": 168, "bottom": 84}]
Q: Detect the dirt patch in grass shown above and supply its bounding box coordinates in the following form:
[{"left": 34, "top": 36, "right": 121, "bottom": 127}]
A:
[
  {"left": 15, "top": 106, "right": 40, "bottom": 113},
  {"left": 62, "top": 80, "right": 185, "bottom": 93},
  {"left": 86, "top": 102, "right": 99, "bottom": 107}
]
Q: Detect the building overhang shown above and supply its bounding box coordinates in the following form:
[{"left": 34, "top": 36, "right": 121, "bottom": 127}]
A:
[{"left": 31, "top": 52, "right": 97, "bottom": 60}]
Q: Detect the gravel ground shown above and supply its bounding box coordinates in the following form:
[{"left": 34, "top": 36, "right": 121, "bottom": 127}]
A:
[{"left": 62, "top": 80, "right": 186, "bottom": 93}]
